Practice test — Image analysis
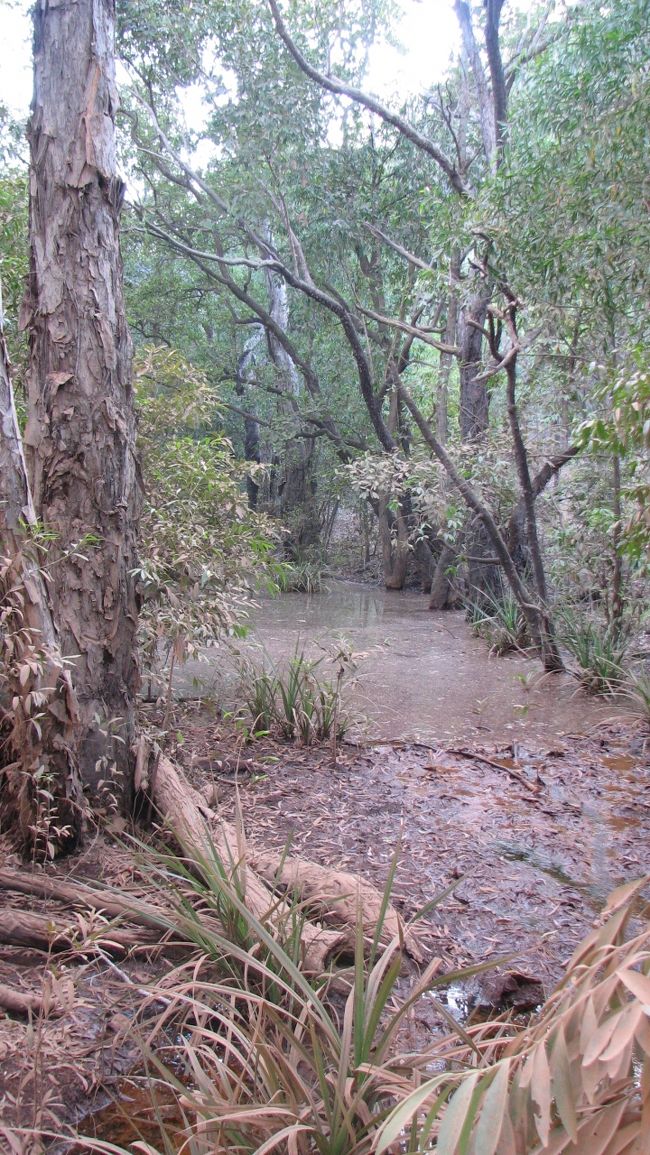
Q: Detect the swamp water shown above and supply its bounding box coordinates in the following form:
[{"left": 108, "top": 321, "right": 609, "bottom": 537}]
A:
[{"left": 175, "top": 579, "right": 609, "bottom": 744}]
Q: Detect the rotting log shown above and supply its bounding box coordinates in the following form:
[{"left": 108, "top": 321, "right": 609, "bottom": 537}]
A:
[
  {"left": 0, "top": 906, "right": 161, "bottom": 956},
  {"left": 0, "top": 748, "right": 421, "bottom": 974},
  {"left": 0, "top": 982, "right": 61, "bottom": 1019},
  {"left": 149, "top": 755, "right": 420, "bottom": 964},
  {"left": 0, "top": 867, "right": 166, "bottom": 924}
]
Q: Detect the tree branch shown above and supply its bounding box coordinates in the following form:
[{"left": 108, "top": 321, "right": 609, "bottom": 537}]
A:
[{"left": 267, "top": 0, "right": 469, "bottom": 197}]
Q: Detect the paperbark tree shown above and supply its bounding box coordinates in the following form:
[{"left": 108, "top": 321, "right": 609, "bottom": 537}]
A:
[
  {"left": 3, "top": 0, "right": 141, "bottom": 836},
  {"left": 0, "top": 307, "right": 84, "bottom": 857}
]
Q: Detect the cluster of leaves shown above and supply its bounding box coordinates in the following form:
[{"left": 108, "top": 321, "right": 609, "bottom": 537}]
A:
[
  {"left": 134, "top": 346, "right": 278, "bottom": 682},
  {"left": 579, "top": 364, "right": 650, "bottom": 565},
  {"left": 377, "top": 878, "right": 650, "bottom": 1155}
]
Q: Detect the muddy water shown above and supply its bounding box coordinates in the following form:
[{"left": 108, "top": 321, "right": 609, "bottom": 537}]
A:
[{"left": 177, "top": 579, "right": 609, "bottom": 744}]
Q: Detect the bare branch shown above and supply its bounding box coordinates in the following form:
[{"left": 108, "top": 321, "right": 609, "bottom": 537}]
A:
[
  {"left": 357, "top": 303, "right": 459, "bottom": 356},
  {"left": 364, "top": 224, "right": 435, "bottom": 273}
]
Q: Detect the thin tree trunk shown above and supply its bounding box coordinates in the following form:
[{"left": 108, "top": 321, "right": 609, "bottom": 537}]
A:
[
  {"left": 21, "top": 0, "right": 140, "bottom": 806},
  {"left": 505, "top": 356, "right": 548, "bottom": 604},
  {"left": 235, "top": 331, "right": 264, "bottom": 509},
  {"left": 611, "top": 452, "right": 624, "bottom": 636},
  {"left": 398, "top": 382, "right": 564, "bottom": 671},
  {"left": 265, "top": 264, "right": 319, "bottom": 555}
]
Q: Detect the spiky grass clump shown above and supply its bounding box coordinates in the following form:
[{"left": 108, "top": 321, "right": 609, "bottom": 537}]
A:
[
  {"left": 274, "top": 560, "right": 325, "bottom": 594},
  {"left": 67, "top": 842, "right": 495, "bottom": 1155},
  {"left": 239, "top": 646, "right": 353, "bottom": 745},
  {"left": 558, "top": 610, "right": 631, "bottom": 694},
  {"left": 22, "top": 846, "right": 650, "bottom": 1155},
  {"left": 467, "top": 591, "right": 530, "bottom": 657}
]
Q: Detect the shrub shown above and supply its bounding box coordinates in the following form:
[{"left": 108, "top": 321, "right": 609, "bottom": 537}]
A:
[{"left": 558, "top": 609, "right": 631, "bottom": 694}]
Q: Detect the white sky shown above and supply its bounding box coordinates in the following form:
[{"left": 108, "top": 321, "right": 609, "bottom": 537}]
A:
[{"left": 0, "top": 0, "right": 462, "bottom": 119}]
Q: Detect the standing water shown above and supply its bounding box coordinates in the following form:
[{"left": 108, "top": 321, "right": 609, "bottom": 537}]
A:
[{"left": 176, "top": 579, "right": 609, "bottom": 743}]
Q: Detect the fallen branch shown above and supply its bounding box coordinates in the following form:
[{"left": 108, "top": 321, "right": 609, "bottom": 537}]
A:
[
  {"left": 447, "top": 748, "right": 539, "bottom": 793},
  {"left": 0, "top": 867, "right": 173, "bottom": 929},
  {"left": 249, "top": 851, "right": 423, "bottom": 961},
  {"left": 150, "top": 754, "right": 351, "bottom": 973},
  {"left": 0, "top": 906, "right": 163, "bottom": 956}
]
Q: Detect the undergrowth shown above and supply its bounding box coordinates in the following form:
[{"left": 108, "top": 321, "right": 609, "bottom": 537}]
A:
[
  {"left": 467, "top": 590, "right": 530, "bottom": 656},
  {"left": 3, "top": 845, "right": 648, "bottom": 1155},
  {"left": 558, "top": 609, "right": 632, "bottom": 694},
  {"left": 237, "top": 644, "right": 355, "bottom": 745}
]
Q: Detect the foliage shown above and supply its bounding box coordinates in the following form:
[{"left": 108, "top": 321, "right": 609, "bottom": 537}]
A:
[
  {"left": 0, "top": 169, "right": 28, "bottom": 366},
  {"left": 617, "top": 665, "right": 650, "bottom": 730},
  {"left": 68, "top": 836, "right": 501, "bottom": 1155},
  {"left": 376, "top": 877, "right": 650, "bottom": 1155},
  {"left": 275, "top": 558, "right": 325, "bottom": 594},
  {"left": 579, "top": 364, "right": 650, "bottom": 564},
  {"left": 468, "top": 589, "right": 530, "bottom": 657},
  {"left": 238, "top": 644, "right": 354, "bottom": 744},
  {"left": 29, "top": 859, "right": 650, "bottom": 1155},
  {"left": 133, "top": 346, "right": 277, "bottom": 683},
  {"left": 557, "top": 609, "right": 632, "bottom": 695}
]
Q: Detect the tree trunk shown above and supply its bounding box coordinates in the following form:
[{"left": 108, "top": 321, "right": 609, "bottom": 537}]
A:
[
  {"left": 379, "top": 498, "right": 409, "bottom": 589},
  {"left": 265, "top": 263, "right": 320, "bottom": 557},
  {"left": 429, "top": 542, "right": 456, "bottom": 610},
  {"left": 21, "top": 0, "right": 140, "bottom": 807},
  {"left": 235, "top": 330, "right": 263, "bottom": 509},
  {"left": 0, "top": 315, "right": 84, "bottom": 857}
]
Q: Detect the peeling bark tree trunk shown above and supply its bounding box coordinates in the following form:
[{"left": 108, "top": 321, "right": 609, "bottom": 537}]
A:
[
  {"left": 21, "top": 0, "right": 140, "bottom": 806},
  {"left": 0, "top": 314, "right": 84, "bottom": 857}
]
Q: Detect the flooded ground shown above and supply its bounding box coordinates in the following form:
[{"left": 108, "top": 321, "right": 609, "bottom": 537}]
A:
[{"left": 176, "top": 579, "right": 610, "bottom": 744}]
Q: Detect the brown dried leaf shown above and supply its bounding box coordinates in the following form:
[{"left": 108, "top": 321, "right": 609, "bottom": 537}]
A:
[
  {"left": 598, "top": 1002, "right": 644, "bottom": 1064},
  {"left": 617, "top": 966, "right": 650, "bottom": 1007},
  {"left": 530, "top": 1041, "right": 552, "bottom": 1146}
]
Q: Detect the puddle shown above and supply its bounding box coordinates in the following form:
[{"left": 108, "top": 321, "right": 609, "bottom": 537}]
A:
[
  {"left": 174, "top": 581, "right": 611, "bottom": 745},
  {"left": 67, "top": 1078, "right": 186, "bottom": 1153}
]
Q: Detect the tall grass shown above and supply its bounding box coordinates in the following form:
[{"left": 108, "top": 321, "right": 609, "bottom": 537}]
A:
[
  {"left": 66, "top": 842, "right": 502, "bottom": 1155},
  {"left": 467, "top": 590, "right": 530, "bottom": 656},
  {"left": 558, "top": 609, "right": 631, "bottom": 694},
  {"left": 17, "top": 849, "right": 649, "bottom": 1155}
]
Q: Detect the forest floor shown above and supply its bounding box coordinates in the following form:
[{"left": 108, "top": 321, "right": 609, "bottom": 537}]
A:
[{"left": 1, "top": 706, "right": 649, "bottom": 1149}]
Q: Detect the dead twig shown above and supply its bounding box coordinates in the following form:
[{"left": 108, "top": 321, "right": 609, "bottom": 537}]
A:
[{"left": 447, "top": 748, "right": 540, "bottom": 794}]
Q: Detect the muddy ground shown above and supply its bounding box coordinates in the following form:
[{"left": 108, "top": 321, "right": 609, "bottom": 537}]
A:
[{"left": 1, "top": 705, "right": 649, "bottom": 1148}]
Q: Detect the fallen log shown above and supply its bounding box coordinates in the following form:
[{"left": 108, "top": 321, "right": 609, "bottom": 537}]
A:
[
  {"left": 0, "top": 906, "right": 163, "bottom": 956},
  {"left": 0, "top": 868, "right": 174, "bottom": 931},
  {"left": 150, "top": 754, "right": 351, "bottom": 973},
  {"left": 0, "top": 981, "right": 60, "bottom": 1018},
  {"left": 248, "top": 850, "right": 423, "bottom": 962}
]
